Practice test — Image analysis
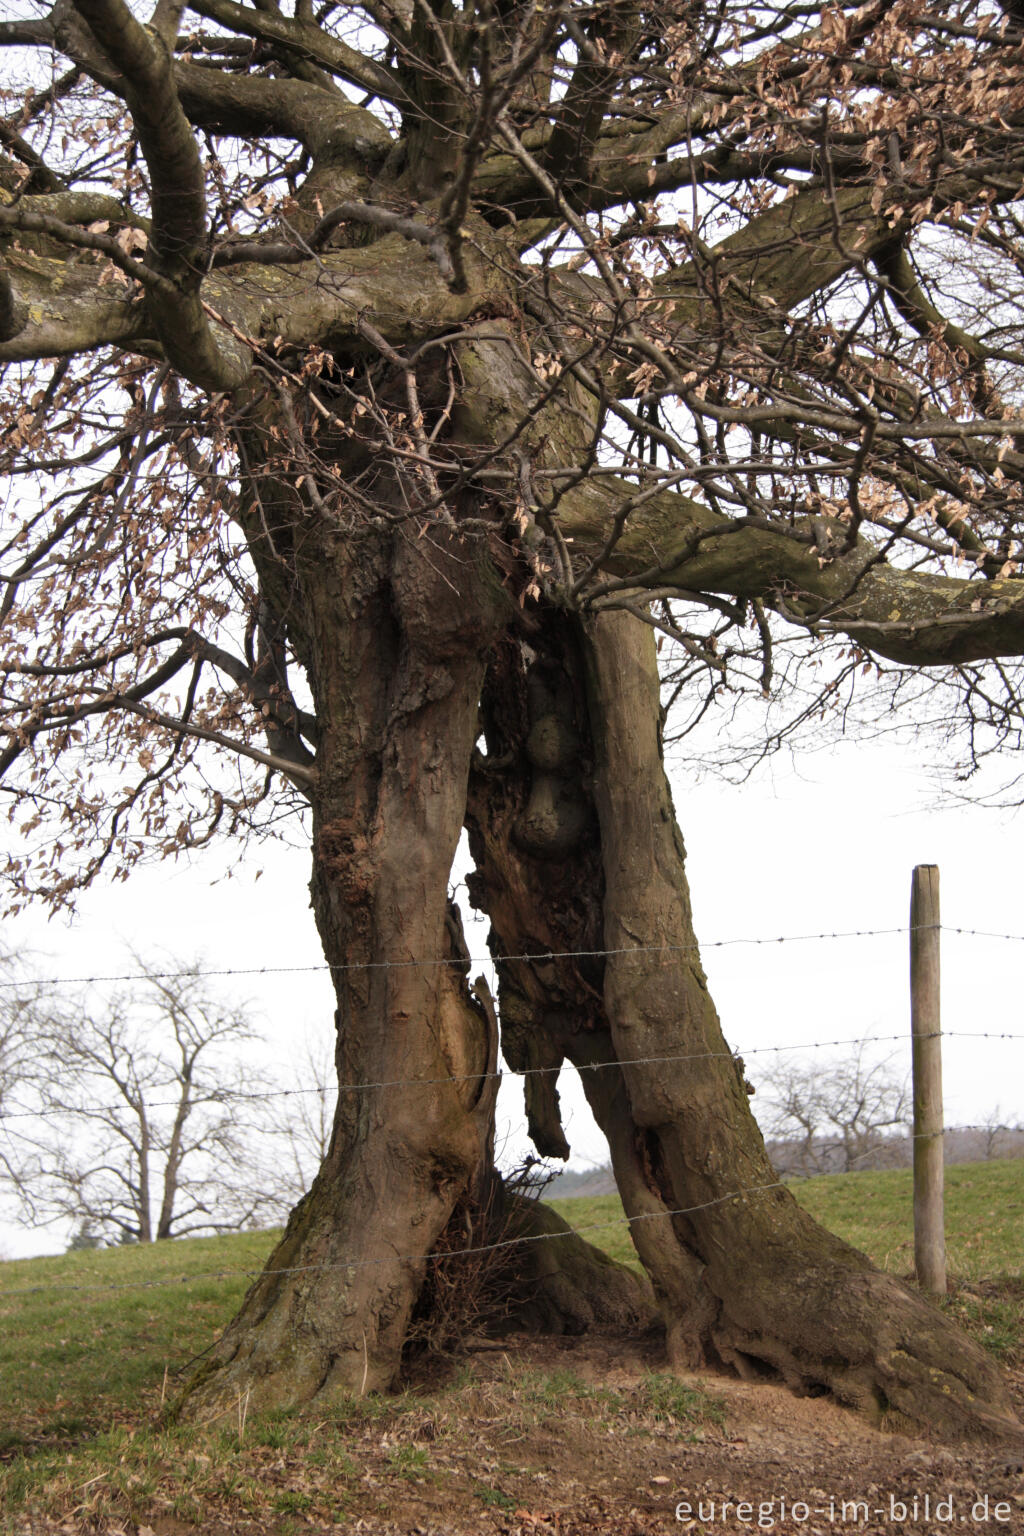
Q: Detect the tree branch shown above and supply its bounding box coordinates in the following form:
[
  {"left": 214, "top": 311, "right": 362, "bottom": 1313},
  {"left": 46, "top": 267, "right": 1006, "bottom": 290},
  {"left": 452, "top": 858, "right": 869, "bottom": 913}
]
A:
[
  {"left": 563, "top": 474, "right": 1024, "bottom": 666},
  {"left": 0, "top": 205, "right": 173, "bottom": 296},
  {"left": 70, "top": 0, "right": 252, "bottom": 389},
  {"left": 186, "top": 0, "right": 402, "bottom": 100}
]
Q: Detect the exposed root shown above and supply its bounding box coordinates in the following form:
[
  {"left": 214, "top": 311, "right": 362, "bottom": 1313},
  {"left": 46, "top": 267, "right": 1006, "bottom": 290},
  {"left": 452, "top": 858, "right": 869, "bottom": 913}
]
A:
[{"left": 708, "top": 1259, "right": 1020, "bottom": 1441}]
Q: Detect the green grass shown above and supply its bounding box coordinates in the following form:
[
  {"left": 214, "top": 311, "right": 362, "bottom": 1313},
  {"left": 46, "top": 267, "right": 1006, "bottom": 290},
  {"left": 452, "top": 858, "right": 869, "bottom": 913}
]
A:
[
  {"left": 547, "top": 1194, "right": 642, "bottom": 1270},
  {"left": 0, "top": 1227, "right": 278, "bottom": 1456},
  {"left": 476, "top": 1484, "right": 516, "bottom": 1510},
  {"left": 789, "top": 1158, "right": 1024, "bottom": 1278}
]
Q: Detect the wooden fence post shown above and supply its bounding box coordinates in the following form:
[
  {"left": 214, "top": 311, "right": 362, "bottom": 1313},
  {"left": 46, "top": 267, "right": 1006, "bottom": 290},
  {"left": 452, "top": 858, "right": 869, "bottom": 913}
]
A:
[{"left": 910, "top": 863, "right": 946, "bottom": 1295}]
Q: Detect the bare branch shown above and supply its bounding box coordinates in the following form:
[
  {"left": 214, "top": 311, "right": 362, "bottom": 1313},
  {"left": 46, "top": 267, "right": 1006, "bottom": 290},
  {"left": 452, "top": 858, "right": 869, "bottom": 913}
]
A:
[{"left": 69, "top": 0, "right": 252, "bottom": 388}]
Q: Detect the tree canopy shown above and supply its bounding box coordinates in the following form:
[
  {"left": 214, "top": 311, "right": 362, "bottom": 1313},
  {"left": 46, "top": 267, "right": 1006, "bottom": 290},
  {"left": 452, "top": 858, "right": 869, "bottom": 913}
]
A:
[
  {"left": 2, "top": 0, "right": 1023, "bottom": 1438},
  {"left": 4, "top": 0, "right": 1024, "bottom": 886}
]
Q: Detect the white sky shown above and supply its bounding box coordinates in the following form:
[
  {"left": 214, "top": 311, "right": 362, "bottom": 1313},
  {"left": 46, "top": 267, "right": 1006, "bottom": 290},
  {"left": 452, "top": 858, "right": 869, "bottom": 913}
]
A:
[{"left": 2, "top": 723, "right": 1022, "bottom": 1260}]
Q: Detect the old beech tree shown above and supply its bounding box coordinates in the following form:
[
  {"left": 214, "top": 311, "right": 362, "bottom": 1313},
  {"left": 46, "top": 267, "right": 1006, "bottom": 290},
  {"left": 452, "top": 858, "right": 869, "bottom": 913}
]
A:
[{"left": 3, "top": 0, "right": 1024, "bottom": 1435}]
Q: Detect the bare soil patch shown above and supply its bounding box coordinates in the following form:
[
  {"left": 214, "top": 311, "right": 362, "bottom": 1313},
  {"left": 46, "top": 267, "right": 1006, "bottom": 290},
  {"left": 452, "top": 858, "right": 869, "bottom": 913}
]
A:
[{"left": 7, "top": 1333, "right": 1021, "bottom": 1536}]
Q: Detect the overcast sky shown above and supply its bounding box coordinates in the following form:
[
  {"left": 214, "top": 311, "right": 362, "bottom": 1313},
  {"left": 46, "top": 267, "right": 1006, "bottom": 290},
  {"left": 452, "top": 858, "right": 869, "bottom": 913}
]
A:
[{"left": 3, "top": 715, "right": 1022, "bottom": 1260}]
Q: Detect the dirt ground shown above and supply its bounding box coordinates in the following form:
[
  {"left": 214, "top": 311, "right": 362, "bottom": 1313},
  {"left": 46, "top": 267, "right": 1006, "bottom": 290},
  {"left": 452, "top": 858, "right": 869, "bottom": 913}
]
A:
[
  {"left": 353, "top": 1335, "right": 1023, "bottom": 1536},
  {"left": 8, "top": 1334, "right": 1024, "bottom": 1536}
]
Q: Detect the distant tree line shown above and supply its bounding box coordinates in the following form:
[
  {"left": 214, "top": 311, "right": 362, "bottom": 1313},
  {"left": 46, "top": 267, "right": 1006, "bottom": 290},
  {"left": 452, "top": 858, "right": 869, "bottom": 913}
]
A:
[
  {"left": 548, "top": 1047, "right": 1024, "bottom": 1193},
  {"left": 764, "top": 1125, "right": 1024, "bottom": 1180}
]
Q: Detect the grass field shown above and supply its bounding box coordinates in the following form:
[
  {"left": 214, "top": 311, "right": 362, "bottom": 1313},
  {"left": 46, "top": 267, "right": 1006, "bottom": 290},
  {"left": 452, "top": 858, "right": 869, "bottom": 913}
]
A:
[
  {"left": 0, "top": 1158, "right": 1021, "bottom": 1530},
  {"left": 547, "top": 1155, "right": 1024, "bottom": 1280}
]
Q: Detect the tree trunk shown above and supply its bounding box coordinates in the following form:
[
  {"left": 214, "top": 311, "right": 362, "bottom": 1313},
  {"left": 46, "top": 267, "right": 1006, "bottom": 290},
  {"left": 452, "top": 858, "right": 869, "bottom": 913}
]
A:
[
  {"left": 466, "top": 609, "right": 1019, "bottom": 1440},
  {"left": 587, "top": 611, "right": 1016, "bottom": 1437},
  {"left": 178, "top": 521, "right": 504, "bottom": 1414},
  {"left": 179, "top": 529, "right": 650, "bottom": 1419}
]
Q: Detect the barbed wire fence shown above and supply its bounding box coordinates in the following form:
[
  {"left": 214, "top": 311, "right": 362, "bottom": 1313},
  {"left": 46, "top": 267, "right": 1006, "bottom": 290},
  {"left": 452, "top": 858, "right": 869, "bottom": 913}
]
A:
[
  {"left": 1, "top": 921, "right": 1022, "bottom": 991},
  {"left": 0, "top": 916, "right": 1020, "bottom": 1298}
]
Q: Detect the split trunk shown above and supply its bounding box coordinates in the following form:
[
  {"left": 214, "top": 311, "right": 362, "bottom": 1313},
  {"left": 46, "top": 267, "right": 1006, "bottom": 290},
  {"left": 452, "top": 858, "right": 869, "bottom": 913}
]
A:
[{"left": 181, "top": 536, "right": 1016, "bottom": 1440}]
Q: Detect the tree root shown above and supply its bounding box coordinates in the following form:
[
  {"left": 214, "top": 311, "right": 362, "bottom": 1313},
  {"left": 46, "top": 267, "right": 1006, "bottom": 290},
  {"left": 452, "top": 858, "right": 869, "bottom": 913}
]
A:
[
  {"left": 502, "top": 1194, "right": 656, "bottom": 1336},
  {"left": 705, "top": 1247, "right": 1020, "bottom": 1441}
]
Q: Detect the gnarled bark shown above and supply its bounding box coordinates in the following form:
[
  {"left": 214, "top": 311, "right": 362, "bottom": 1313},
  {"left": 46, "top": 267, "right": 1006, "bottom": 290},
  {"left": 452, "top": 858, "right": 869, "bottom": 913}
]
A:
[
  {"left": 178, "top": 520, "right": 506, "bottom": 1416},
  {"left": 465, "top": 609, "right": 1020, "bottom": 1440}
]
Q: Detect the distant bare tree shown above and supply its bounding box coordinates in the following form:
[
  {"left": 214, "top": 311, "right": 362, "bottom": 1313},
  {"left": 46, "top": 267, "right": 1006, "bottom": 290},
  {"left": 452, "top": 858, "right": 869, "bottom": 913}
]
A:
[
  {"left": 979, "top": 1107, "right": 1023, "bottom": 1163},
  {"left": 10, "top": 958, "right": 280, "bottom": 1244},
  {"left": 758, "top": 1046, "right": 910, "bottom": 1177},
  {"left": 0, "top": 988, "right": 28, "bottom": 1124},
  {"left": 0, "top": 1017, "right": 28, "bottom": 1190}
]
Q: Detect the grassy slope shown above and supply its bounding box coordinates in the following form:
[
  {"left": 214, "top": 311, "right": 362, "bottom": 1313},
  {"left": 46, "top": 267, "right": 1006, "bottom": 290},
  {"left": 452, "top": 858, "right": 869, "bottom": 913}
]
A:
[
  {"left": 0, "top": 1230, "right": 273, "bottom": 1450},
  {"left": 1, "top": 1156, "right": 1020, "bottom": 1429},
  {"left": 0, "top": 1159, "right": 1020, "bottom": 1526}
]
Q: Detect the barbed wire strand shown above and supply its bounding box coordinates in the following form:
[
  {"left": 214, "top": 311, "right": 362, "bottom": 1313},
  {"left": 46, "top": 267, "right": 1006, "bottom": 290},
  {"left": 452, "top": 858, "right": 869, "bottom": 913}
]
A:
[
  {"left": 1, "top": 1029, "right": 1021, "bottom": 1126},
  {"left": 3, "top": 1111, "right": 1022, "bottom": 1298},
  {"left": 3, "top": 921, "right": 1014, "bottom": 992},
  {"left": 0, "top": 1032, "right": 1019, "bottom": 1130},
  {"left": 9, "top": 1124, "right": 1022, "bottom": 1302},
  {"left": 0, "top": 1181, "right": 790, "bottom": 1297},
  {"left": 1, "top": 931, "right": 1018, "bottom": 1272}
]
